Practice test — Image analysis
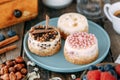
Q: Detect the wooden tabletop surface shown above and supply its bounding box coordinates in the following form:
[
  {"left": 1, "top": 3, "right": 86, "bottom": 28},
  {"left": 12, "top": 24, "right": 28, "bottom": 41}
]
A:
[{"left": 0, "top": 0, "right": 120, "bottom": 80}]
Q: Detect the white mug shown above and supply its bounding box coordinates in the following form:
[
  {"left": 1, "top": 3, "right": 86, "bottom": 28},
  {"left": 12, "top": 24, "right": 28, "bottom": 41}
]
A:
[
  {"left": 104, "top": 2, "right": 120, "bottom": 34},
  {"left": 42, "top": 0, "right": 73, "bottom": 9}
]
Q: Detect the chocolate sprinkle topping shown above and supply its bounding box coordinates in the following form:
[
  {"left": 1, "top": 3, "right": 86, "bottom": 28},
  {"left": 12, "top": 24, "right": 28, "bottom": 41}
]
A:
[{"left": 30, "top": 25, "right": 58, "bottom": 42}]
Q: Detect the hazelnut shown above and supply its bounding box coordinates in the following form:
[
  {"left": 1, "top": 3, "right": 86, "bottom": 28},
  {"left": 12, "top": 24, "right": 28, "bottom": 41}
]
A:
[
  {"left": 15, "top": 56, "right": 24, "bottom": 63},
  {"left": 21, "top": 63, "right": 25, "bottom": 68},
  {"left": 6, "top": 60, "right": 14, "bottom": 67},
  {"left": 0, "top": 70, "right": 3, "bottom": 76},
  {"left": 15, "top": 72, "right": 23, "bottom": 80},
  {"left": 1, "top": 73, "right": 10, "bottom": 80},
  {"left": 9, "top": 72, "right": 16, "bottom": 80},
  {"left": 0, "top": 64, "right": 5, "bottom": 75},
  {"left": 9, "top": 67, "right": 16, "bottom": 73},
  {"left": 12, "top": 61, "right": 17, "bottom": 65},
  {"left": 1, "top": 64, "right": 5, "bottom": 68},
  {"left": 22, "top": 75, "right": 26, "bottom": 78},
  {"left": 21, "top": 68, "right": 27, "bottom": 75},
  {"left": 0, "top": 68, "right": 4, "bottom": 75},
  {"left": 14, "top": 64, "right": 23, "bottom": 71},
  {"left": 1, "top": 66, "right": 9, "bottom": 74}
]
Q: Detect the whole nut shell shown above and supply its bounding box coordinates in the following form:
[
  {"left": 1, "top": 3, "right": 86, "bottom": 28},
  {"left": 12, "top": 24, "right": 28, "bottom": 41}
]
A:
[
  {"left": 9, "top": 72, "right": 16, "bottom": 80},
  {"left": 0, "top": 68, "right": 4, "bottom": 75},
  {"left": 15, "top": 56, "right": 24, "bottom": 63},
  {"left": 21, "top": 68, "right": 27, "bottom": 75},
  {"left": 14, "top": 64, "right": 23, "bottom": 71},
  {"left": 1, "top": 64, "right": 5, "bottom": 68},
  {"left": 6, "top": 60, "right": 14, "bottom": 67},
  {"left": 1, "top": 73, "right": 10, "bottom": 80},
  {"left": 9, "top": 67, "right": 16, "bottom": 73},
  {"left": 1, "top": 66, "right": 9, "bottom": 74},
  {"left": 21, "top": 63, "right": 25, "bottom": 68},
  {"left": 15, "top": 72, "right": 23, "bottom": 80},
  {"left": 12, "top": 61, "right": 17, "bottom": 65}
]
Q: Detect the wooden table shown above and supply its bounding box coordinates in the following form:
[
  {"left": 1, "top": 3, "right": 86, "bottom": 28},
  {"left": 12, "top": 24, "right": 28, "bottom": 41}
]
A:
[{"left": 0, "top": 0, "right": 120, "bottom": 80}]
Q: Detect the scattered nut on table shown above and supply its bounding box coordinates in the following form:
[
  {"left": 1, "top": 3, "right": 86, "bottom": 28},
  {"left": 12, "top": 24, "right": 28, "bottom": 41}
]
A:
[
  {"left": 27, "top": 61, "right": 35, "bottom": 66},
  {"left": 28, "top": 71, "right": 40, "bottom": 80}
]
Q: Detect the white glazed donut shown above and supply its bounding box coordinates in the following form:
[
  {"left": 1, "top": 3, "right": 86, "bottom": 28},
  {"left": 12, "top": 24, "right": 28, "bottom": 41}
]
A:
[{"left": 58, "top": 13, "right": 88, "bottom": 39}]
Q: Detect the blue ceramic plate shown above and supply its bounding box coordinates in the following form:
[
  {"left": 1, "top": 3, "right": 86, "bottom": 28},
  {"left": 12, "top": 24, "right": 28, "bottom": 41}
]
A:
[{"left": 24, "top": 18, "right": 110, "bottom": 73}]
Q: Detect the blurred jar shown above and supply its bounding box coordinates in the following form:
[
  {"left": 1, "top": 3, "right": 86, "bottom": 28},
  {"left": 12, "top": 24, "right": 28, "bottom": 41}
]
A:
[
  {"left": 42, "top": 0, "right": 73, "bottom": 9},
  {"left": 76, "top": 0, "right": 110, "bottom": 20}
]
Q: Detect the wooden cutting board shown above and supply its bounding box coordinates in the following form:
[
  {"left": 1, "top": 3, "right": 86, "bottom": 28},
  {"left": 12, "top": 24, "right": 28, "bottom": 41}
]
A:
[{"left": 0, "top": 0, "right": 38, "bottom": 29}]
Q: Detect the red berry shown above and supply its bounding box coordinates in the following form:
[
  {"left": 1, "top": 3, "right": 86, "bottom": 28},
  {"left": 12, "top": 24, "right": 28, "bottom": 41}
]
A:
[
  {"left": 100, "top": 72, "right": 117, "bottom": 80},
  {"left": 115, "top": 64, "right": 120, "bottom": 76},
  {"left": 75, "top": 78, "right": 81, "bottom": 80},
  {"left": 87, "top": 70, "right": 101, "bottom": 80}
]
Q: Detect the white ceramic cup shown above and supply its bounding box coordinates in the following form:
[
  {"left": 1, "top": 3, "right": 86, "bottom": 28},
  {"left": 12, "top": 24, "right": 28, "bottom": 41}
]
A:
[
  {"left": 42, "top": 0, "right": 73, "bottom": 9},
  {"left": 104, "top": 2, "right": 120, "bottom": 34}
]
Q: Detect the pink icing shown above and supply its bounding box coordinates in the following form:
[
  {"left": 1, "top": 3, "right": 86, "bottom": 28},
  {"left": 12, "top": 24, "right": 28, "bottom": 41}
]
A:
[{"left": 67, "top": 32, "right": 96, "bottom": 48}]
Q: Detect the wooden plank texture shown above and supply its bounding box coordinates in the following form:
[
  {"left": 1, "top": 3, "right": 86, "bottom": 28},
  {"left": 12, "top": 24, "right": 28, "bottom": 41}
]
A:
[
  {"left": 104, "top": 21, "right": 120, "bottom": 61},
  {"left": 0, "top": 23, "right": 24, "bottom": 64}
]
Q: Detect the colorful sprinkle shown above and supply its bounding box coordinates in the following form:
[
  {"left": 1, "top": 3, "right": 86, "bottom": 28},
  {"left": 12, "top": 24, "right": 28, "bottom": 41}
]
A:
[{"left": 67, "top": 32, "right": 96, "bottom": 49}]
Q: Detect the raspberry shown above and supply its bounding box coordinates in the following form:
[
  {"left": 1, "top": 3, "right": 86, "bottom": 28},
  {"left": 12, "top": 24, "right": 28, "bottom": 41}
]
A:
[
  {"left": 115, "top": 64, "right": 120, "bottom": 76},
  {"left": 100, "top": 72, "right": 117, "bottom": 80},
  {"left": 75, "top": 78, "right": 81, "bottom": 80},
  {"left": 87, "top": 70, "right": 101, "bottom": 80}
]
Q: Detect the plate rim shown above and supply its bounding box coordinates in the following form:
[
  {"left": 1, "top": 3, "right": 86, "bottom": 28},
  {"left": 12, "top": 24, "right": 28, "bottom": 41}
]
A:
[{"left": 24, "top": 17, "right": 110, "bottom": 73}]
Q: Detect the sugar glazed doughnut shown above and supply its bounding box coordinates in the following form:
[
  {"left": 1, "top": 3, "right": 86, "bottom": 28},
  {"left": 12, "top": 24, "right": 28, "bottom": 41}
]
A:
[
  {"left": 58, "top": 13, "right": 88, "bottom": 39},
  {"left": 64, "top": 32, "right": 99, "bottom": 65},
  {"left": 28, "top": 25, "right": 61, "bottom": 56}
]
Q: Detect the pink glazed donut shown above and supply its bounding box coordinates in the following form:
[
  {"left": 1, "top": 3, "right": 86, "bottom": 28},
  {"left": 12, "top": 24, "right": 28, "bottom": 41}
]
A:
[{"left": 64, "top": 32, "right": 99, "bottom": 65}]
